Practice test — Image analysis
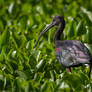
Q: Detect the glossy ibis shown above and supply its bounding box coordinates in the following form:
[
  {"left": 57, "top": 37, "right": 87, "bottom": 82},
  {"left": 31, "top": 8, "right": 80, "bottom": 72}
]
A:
[{"left": 34, "top": 15, "right": 92, "bottom": 77}]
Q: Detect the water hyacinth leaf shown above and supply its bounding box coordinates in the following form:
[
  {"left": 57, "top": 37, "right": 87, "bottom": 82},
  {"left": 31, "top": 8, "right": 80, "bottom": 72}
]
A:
[
  {"left": 76, "top": 20, "right": 86, "bottom": 36},
  {"left": 50, "top": 70, "right": 56, "bottom": 81},
  {"left": 36, "top": 6, "right": 44, "bottom": 15},
  {"left": 12, "top": 50, "right": 17, "bottom": 58},
  {"left": 82, "top": 34, "right": 87, "bottom": 43},
  {"left": 22, "top": 3, "right": 32, "bottom": 14},
  {"left": 4, "top": 74, "right": 14, "bottom": 80},
  {"left": 79, "top": 72, "right": 89, "bottom": 84},
  {"left": 10, "top": 3, "right": 20, "bottom": 18},
  {"left": 30, "top": 49, "right": 41, "bottom": 62},
  {"left": 54, "top": 79, "right": 64, "bottom": 91},
  {"left": 86, "top": 29, "right": 92, "bottom": 44},
  {"left": 41, "top": 80, "right": 51, "bottom": 92},
  {"left": 29, "top": 15, "right": 34, "bottom": 27},
  {"left": 14, "top": 78, "right": 21, "bottom": 91},
  {"left": 34, "top": 72, "right": 44, "bottom": 82},
  {"left": 12, "top": 32, "right": 21, "bottom": 48},
  {"left": 0, "top": 20, "right": 4, "bottom": 31},
  {"left": 12, "top": 32, "right": 27, "bottom": 48},
  {"left": 19, "top": 15, "right": 28, "bottom": 30},
  {"left": 6, "top": 50, "right": 18, "bottom": 66},
  {"left": 36, "top": 59, "right": 46, "bottom": 72},
  {"left": 0, "top": 27, "right": 9, "bottom": 51},
  {"left": 67, "top": 21, "right": 75, "bottom": 39},
  {"left": 1, "top": 45, "right": 7, "bottom": 59},
  {"left": 5, "top": 61, "right": 14, "bottom": 74},
  {"left": 81, "top": 7, "right": 92, "bottom": 22},
  {"left": 63, "top": 73, "right": 82, "bottom": 90},
  {"left": 26, "top": 40, "right": 34, "bottom": 49},
  {"left": 17, "top": 50, "right": 28, "bottom": 62},
  {"left": 20, "top": 34, "right": 27, "bottom": 48},
  {"left": 0, "top": 53, "right": 4, "bottom": 62},
  {"left": 15, "top": 77, "right": 29, "bottom": 92},
  {"left": 15, "top": 70, "right": 27, "bottom": 80},
  {"left": 16, "top": 49, "right": 29, "bottom": 62},
  {"left": 0, "top": 74, "right": 3, "bottom": 82},
  {"left": 85, "top": 44, "right": 92, "bottom": 55},
  {"left": 0, "top": 5, "right": 6, "bottom": 16}
]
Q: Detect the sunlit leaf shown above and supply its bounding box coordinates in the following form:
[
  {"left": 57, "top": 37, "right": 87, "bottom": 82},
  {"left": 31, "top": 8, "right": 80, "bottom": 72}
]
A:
[
  {"left": 36, "top": 59, "right": 46, "bottom": 72},
  {"left": 81, "top": 7, "right": 92, "bottom": 22}
]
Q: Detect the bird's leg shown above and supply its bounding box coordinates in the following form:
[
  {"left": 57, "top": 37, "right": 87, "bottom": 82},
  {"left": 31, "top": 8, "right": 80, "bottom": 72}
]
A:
[
  {"left": 88, "top": 64, "right": 92, "bottom": 78},
  {"left": 66, "top": 67, "right": 71, "bottom": 72}
]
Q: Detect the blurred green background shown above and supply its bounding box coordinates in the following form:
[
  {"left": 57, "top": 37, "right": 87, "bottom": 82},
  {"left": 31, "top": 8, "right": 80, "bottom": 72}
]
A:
[{"left": 0, "top": 0, "right": 92, "bottom": 92}]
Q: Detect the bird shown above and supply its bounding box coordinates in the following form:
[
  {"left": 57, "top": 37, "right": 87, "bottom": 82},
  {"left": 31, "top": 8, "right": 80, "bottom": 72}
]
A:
[{"left": 34, "top": 15, "right": 92, "bottom": 78}]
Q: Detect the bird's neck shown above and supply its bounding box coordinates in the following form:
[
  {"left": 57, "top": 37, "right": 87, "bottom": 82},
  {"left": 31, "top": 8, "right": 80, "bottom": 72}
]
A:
[{"left": 53, "top": 23, "right": 64, "bottom": 44}]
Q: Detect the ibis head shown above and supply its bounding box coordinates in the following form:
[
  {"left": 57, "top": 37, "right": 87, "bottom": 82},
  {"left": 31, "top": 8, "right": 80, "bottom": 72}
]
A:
[{"left": 34, "top": 15, "right": 65, "bottom": 47}]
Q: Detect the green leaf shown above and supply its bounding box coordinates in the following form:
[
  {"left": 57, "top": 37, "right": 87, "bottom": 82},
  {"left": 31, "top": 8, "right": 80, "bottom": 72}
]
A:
[
  {"left": 41, "top": 80, "right": 50, "bottom": 92},
  {"left": 86, "top": 29, "right": 92, "bottom": 44},
  {"left": 19, "top": 15, "right": 28, "bottom": 30},
  {"left": 85, "top": 44, "right": 92, "bottom": 55},
  {"left": 81, "top": 7, "right": 92, "bottom": 22},
  {"left": 0, "top": 20, "right": 4, "bottom": 31},
  {"left": 0, "top": 26, "right": 9, "bottom": 51},
  {"left": 15, "top": 70, "right": 27, "bottom": 80},
  {"left": 34, "top": 72, "right": 44, "bottom": 82},
  {"left": 26, "top": 40, "right": 34, "bottom": 49},
  {"left": 67, "top": 21, "right": 75, "bottom": 39},
  {"left": 36, "top": 59, "right": 46, "bottom": 72},
  {"left": 76, "top": 20, "right": 86, "bottom": 36}
]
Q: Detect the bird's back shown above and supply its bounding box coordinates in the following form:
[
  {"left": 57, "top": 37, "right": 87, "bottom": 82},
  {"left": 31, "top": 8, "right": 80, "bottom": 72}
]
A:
[{"left": 55, "top": 40, "right": 92, "bottom": 67}]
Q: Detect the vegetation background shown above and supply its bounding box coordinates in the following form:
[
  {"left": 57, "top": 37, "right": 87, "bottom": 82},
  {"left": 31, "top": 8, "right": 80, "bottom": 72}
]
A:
[{"left": 0, "top": 0, "right": 92, "bottom": 92}]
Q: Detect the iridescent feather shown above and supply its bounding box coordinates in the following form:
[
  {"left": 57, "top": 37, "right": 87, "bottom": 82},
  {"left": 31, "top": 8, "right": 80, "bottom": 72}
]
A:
[{"left": 55, "top": 40, "right": 91, "bottom": 67}]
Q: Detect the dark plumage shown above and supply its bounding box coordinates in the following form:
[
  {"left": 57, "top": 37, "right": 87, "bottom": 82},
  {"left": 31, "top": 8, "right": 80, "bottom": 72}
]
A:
[{"left": 35, "top": 15, "right": 92, "bottom": 77}]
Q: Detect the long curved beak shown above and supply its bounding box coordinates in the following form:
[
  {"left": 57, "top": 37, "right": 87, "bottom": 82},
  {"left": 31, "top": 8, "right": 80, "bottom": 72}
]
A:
[{"left": 34, "top": 22, "right": 55, "bottom": 48}]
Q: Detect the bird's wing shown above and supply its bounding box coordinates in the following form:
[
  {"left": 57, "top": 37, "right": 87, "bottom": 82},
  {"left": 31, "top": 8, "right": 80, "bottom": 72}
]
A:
[
  {"left": 66, "top": 45, "right": 91, "bottom": 64},
  {"left": 55, "top": 47, "right": 81, "bottom": 67},
  {"left": 55, "top": 42, "right": 91, "bottom": 67}
]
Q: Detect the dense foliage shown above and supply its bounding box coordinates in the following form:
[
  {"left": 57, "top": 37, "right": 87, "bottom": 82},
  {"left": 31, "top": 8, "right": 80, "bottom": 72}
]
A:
[{"left": 0, "top": 0, "right": 92, "bottom": 92}]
